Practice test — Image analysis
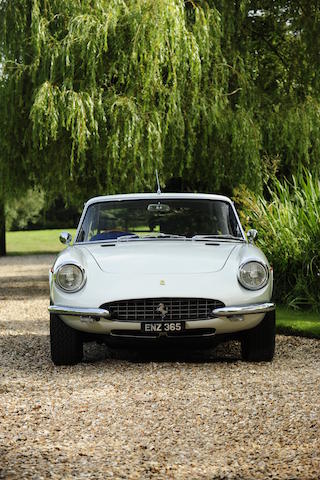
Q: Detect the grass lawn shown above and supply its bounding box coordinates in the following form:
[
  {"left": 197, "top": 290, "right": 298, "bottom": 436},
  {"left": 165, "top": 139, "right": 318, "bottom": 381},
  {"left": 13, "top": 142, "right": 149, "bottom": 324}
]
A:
[
  {"left": 276, "top": 306, "right": 320, "bottom": 339},
  {"left": 6, "top": 229, "right": 77, "bottom": 255}
]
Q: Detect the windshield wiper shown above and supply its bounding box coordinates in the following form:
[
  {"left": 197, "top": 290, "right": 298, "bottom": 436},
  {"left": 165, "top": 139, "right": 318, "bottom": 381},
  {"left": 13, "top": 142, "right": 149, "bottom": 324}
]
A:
[
  {"left": 142, "top": 233, "right": 187, "bottom": 239},
  {"left": 117, "top": 233, "right": 186, "bottom": 242},
  {"left": 117, "top": 234, "right": 139, "bottom": 242},
  {"left": 192, "top": 234, "right": 245, "bottom": 242}
]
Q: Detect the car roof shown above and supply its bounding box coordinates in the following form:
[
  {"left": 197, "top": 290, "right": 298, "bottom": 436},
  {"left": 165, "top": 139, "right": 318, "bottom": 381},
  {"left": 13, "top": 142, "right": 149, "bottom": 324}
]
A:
[{"left": 85, "top": 193, "right": 232, "bottom": 207}]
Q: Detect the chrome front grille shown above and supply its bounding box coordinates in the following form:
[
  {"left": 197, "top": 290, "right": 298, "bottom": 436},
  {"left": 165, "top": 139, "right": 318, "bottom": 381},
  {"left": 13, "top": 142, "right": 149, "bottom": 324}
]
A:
[{"left": 101, "top": 298, "right": 225, "bottom": 322}]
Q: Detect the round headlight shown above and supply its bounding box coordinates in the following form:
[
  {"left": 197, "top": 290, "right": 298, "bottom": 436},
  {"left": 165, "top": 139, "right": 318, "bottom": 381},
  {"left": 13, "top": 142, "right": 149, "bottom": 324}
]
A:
[
  {"left": 238, "top": 261, "right": 269, "bottom": 290},
  {"left": 55, "top": 263, "right": 86, "bottom": 292}
]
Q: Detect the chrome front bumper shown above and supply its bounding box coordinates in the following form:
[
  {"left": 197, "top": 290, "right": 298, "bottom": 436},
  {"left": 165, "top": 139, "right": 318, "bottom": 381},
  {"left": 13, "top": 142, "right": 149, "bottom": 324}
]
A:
[
  {"left": 212, "top": 302, "right": 275, "bottom": 317},
  {"left": 48, "top": 305, "right": 111, "bottom": 319},
  {"left": 48, "top": 302, "right": 275, "bottom": 320},
  {"left": 48, "top": 302, "right": 275, "bottom": 335}
]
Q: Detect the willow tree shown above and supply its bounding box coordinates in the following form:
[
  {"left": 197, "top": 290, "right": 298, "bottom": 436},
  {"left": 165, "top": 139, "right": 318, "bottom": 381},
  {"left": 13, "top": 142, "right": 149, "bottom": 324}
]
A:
[
  {"left": 1, "top": 1, "right": 320, "bottom": 255},
  {"left": 0, "top": 0, "right": 267, "bottom": 255}
]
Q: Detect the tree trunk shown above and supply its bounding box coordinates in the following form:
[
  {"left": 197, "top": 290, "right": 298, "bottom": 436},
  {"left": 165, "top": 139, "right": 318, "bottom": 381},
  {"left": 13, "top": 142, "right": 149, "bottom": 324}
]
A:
[{"left": 0, "top": 199, "right": 6, "bottom": 256}]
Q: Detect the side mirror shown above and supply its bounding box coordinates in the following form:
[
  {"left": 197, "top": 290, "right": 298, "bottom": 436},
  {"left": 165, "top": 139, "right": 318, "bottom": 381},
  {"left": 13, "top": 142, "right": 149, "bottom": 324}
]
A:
[
  {"left": 247, "top": 229, "right": 258, "bottom": 244},
  {"left": 60, "top": 231, "right": 72, "bottom": 245}
]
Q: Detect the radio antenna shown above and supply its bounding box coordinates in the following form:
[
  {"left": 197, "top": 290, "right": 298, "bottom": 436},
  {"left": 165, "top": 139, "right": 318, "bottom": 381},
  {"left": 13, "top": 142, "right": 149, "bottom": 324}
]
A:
[{"left": 155, "top": 169, "right": 161, "bottom": 194}]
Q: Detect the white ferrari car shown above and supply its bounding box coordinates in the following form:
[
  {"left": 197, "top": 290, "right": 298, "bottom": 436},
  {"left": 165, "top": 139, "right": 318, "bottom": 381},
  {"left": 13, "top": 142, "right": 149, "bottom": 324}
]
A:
[{"left": 49, "top": 193, "right": 275, "bottom": 365}]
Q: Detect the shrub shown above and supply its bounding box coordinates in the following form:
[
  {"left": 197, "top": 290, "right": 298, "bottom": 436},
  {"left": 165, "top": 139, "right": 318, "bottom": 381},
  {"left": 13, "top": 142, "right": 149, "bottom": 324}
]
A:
[
  {"left": 6, "top": 189, "right": 45, "bottom": 231},
  {"left": 234, "top": 172, "right": 320, "bottom": 310}
]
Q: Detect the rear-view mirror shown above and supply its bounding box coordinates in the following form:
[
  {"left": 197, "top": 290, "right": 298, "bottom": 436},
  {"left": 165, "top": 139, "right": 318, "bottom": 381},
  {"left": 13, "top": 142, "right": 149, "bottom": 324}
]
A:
[{"left": 147, "top": 203, "right": 170, "bottom": 213}]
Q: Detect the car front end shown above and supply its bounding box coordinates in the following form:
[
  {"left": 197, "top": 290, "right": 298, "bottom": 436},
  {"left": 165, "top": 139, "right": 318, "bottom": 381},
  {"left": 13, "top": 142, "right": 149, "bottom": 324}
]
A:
[{"left": 49, "top": 193, "right": 275, "bottom": 364}]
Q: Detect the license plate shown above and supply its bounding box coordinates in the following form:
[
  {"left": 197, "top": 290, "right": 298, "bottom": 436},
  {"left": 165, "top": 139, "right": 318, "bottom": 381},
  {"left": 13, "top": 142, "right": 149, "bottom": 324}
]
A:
[{"left": 142, "top": 322, "right": 185, "bottom": 333}]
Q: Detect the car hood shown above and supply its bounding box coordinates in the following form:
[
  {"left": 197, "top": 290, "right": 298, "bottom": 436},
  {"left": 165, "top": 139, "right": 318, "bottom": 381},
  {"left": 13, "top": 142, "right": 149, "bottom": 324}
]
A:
[{"left": 82, "top": 241, "right": 237, "bottom": 274}]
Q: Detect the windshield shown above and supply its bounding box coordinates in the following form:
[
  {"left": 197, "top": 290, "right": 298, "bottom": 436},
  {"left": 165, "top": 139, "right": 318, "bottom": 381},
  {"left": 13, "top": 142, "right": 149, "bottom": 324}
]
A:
[{"left": 76, "top": 199, "right": 243, "bottom": 243}]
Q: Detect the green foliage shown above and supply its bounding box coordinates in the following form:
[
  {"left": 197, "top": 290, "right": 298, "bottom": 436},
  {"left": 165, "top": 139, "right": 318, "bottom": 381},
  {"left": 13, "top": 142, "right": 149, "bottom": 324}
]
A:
[
  {"left": 262, "top": 98, "right": 320, "bottom": 177},
  {"left": 6, "top": 189, "right": 45, "bottom": 231},
  {"left": 234, "top": 172, "right": 320, "bottom": 310},
  {"left": 1, "top": 0, "right": 320, "bottom": 201},
  {"left": 0, "top": 0, "right": 265, "bottom": 203}
]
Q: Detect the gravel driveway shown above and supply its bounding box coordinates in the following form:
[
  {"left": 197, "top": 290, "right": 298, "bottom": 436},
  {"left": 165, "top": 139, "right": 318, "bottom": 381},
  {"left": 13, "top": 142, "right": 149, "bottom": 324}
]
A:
[{"left": 0, "top": 255, "right": 319, "bottom": 479}]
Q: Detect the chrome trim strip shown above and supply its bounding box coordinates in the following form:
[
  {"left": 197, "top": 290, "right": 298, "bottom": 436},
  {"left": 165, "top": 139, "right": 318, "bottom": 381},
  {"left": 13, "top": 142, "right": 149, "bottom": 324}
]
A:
[
  {"left": 212, "top": 302, "right": 275, "bottom": 317},
  {"left": 109, "top": 331, "right": 216, "bottom": 339},
  {"left": 176, "top": 332, "right": 216, "bottom": 338},
  {"left": 110, "top": 333, "right": 158, "bottom": 339},
  {"left": 48, "top": 305, "right": 111, "bottom": 318}
]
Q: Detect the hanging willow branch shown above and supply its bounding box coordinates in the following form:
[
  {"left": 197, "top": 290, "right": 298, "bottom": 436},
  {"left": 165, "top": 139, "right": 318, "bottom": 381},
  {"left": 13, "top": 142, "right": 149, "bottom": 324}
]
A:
[
  {"left": 1, "top": 0, "right": 320, "bottom": 201},
  {"left": 1, "top": 0, "right": 235, "bottom": 197}
]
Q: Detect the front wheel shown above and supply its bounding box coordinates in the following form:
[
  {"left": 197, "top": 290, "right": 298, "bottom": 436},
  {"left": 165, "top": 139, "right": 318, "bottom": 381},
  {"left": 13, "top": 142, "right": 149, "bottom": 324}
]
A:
[
  {"left": 241, "top": 310, "right": 275, "bottom": 362},
  {"left": 50, "top": 314, "right": 83, "bottom": 365}
]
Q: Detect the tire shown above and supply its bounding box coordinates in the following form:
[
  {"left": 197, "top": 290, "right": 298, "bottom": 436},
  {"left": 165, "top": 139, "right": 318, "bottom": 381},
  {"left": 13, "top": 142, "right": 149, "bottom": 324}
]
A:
[
  {"left": 241, "top": 310, "right": 275, "bottom": 362},
  {"left": 50, "top": 314, "right": 83, "bottom": 365}
]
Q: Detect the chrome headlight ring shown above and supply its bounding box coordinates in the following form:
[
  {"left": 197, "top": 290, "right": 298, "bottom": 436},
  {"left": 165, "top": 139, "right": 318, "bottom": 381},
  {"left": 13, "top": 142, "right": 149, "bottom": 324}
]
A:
[
  {"left": 54, "top": 262, "right": 86, "bottom": 293},
  {"left": 238, "top": 260, "right": 269, "bottom": 291}
]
